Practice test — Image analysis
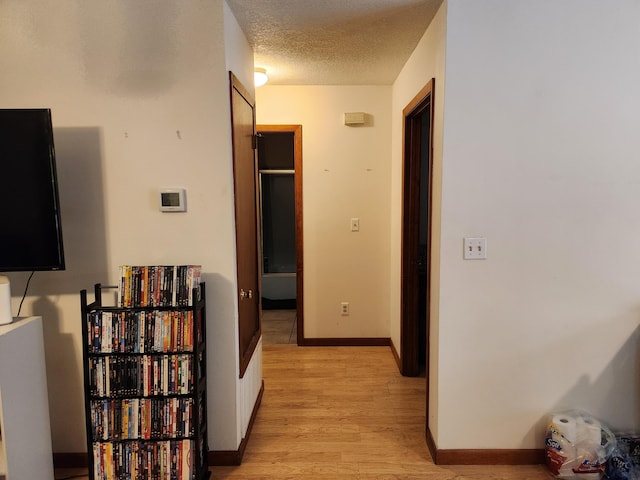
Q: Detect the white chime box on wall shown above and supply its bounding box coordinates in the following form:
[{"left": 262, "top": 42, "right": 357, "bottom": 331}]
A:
[{"left": 344, "top": 112, "right": 365, "bottom": 126}]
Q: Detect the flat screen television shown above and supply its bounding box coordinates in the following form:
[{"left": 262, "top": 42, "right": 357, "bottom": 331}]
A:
[{"left": 0, "top": 108, "right": 65, "bottom": 272}]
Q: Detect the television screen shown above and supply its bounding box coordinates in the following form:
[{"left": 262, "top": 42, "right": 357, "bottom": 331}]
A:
[{"left": 0, "top": 108, "right": 65, "bottom": 272}]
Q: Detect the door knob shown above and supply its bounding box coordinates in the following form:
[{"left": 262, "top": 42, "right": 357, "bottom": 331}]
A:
[{"left": 240, "top": 289, "right": 254, "bottom": 300}]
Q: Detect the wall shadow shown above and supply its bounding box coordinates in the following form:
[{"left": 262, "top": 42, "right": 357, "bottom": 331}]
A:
[
  {"left": 32, "top": 294, "right": 86, "bottom": 448},
  {"left": 528, "top": 314, "right": 640, "bottom": 447},
  {"left": 553, "top": 320, "right": 640, "bottom": 432},
  {"left": 5, "top": 126, "right": 107, "bottom": 451},
  {"left": 7, "top": 126, "right": 108, "bottom": 296}
]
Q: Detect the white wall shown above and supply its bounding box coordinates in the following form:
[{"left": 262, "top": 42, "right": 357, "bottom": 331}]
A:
[
  {"left": 435, "top": 0, "right": 640, "bottom": 449},
  {"left": 7, "top": 0, "right": 638, "bottom": 458},
  {"left": 390, "top": 1, "right": 447, "bottom": 440},
  {"left": 0, "top": 0, "right": 253, "bottom": 454},
  {"left": 222, "top": 0, "right": 264, "bottom": 449},
  {"left": 256, "top": 86, "right": 392, "bottom": 339}
]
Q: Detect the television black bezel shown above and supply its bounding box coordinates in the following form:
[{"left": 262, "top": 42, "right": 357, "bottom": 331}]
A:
[{"left": 0, "top": 108, "right": 65, "bottom": 272}]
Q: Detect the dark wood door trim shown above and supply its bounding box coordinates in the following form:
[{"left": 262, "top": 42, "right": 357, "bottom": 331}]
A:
[
  {"left": 400, "top": 78, "right": 435, "bottom": 376},
  {"left": 256, "top": 124, "right": 304, "bottom": 344}
]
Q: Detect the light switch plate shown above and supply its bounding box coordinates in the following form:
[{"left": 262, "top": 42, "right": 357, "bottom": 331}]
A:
[{"left": 464, "top": 237, "right": 487, "bottom": 259}]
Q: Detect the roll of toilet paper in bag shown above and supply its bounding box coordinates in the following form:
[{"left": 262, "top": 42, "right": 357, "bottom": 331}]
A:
[
  {"left": 576, "top": 415, "right": 605, "bottom": 461},
  {"left": 574, "top": 415, "right": 606, "bottom": 479},
  {"left": 552, "top": 414, "right": 578, "bottom": 444},
  {"left": 548, "top": 414, "right": 579, "bottom": 477},
  {"left": 577, "top": 416, "right": 602, "bottom": 444},
  {"left": 546, "top": 412, "right": 615, "bottom": 479}
]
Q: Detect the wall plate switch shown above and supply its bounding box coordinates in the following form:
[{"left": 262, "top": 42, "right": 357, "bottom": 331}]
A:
[
  {"left": 464, "top": 237, "right": 487, "bottom": 260},
  {"left": 350, "top": 218, "right": 360, "bottom": 232}
]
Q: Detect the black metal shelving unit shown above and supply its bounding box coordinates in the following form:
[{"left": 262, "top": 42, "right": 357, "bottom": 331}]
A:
[{"left": 80, "top": 280, "right": 209, "bottom": 480}]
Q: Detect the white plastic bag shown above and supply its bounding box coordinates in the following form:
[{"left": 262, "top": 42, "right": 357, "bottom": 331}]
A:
[{"left": 545, "top": 410, "right": 616, "bottom": 479}]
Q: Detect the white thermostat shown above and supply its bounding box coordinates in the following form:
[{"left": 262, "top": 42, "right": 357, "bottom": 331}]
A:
[{"left": 159, "top": 188, "right": 186, "bottom": 212}]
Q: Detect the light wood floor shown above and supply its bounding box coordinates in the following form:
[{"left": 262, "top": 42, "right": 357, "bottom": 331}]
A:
[
  {"left": 56, "top": 345, "right": 553, "bottom": 480},
  {"left": 211, "top": 345, "right": 552, "bottom": 479}
]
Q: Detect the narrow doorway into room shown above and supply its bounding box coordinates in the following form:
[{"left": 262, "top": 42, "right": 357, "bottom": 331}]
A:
[
  {"left": 256, "top": 125, "right": 303, "bottom": 345},
  {"left": 401, "top": 79, "right": 434, "bottom": 379}
]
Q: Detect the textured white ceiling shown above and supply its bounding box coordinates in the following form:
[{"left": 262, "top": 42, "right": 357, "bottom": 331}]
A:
[{"left": 226, "top": 0, "right": 443, "bottom": 85}]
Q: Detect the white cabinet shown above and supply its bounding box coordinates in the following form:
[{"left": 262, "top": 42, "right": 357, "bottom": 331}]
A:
[{"left": 0, "top": 317, "right": 54, "bottom": 480}]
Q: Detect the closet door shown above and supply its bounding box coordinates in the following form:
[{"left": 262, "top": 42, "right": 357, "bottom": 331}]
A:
[{"left": 230, "top": 72, "right": 261, "bottom": 378}]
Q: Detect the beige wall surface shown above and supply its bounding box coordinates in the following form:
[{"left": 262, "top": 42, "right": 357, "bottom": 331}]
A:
[
  {"left": 256, "top": 86, "right": 392, "bottom": 339},
  {"left": 222, "top": 0, "right": 263, "bottom": 451},
  {"left": 0, "top": 0, "right": 250, "bottom": 453},
  {"left": 436, "top": 0, "right": 640, "bottom": 449},
  {"left": 6, "top": 0, "right": 639, "bottom": 458},
  {"left": 390, "top": 0, "right": 447, "bottom": 441}
]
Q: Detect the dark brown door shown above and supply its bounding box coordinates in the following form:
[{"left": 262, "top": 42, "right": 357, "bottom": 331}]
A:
[
  {"left": 401, "top": 79, "right": 435, "bottom": 378},
  {"left": 230, "top": 72, "right": 261, "bottom": 378}
]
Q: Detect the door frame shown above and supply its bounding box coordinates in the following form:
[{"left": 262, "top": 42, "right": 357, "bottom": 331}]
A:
[
  {"left": 400, "top": 79, "right": 435, "bottom": 378},
  {"left": 256, "top": 124, "right": 304, "bottom": 345}
]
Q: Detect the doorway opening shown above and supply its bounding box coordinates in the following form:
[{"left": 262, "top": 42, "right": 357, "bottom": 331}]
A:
[
  {"left": 256, "top": 125, "right": 303, "bottom": 345},
  {"left": 400, "top": 79, "right": 435, "bottom": 379}
]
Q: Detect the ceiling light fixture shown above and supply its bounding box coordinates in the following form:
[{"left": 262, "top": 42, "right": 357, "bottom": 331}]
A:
[{"left": 254, "top": 67, "right": 268, "bottom": 87}]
